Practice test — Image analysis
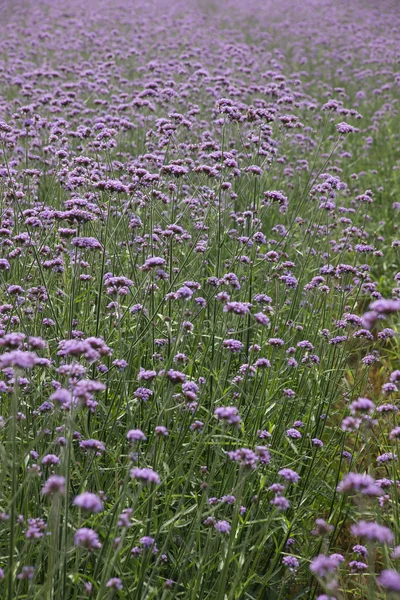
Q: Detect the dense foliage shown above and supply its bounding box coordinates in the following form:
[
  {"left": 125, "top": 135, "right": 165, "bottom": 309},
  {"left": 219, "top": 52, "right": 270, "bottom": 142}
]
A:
[{"left": 0, "top": 0, "right": 399, "bottom": 598}]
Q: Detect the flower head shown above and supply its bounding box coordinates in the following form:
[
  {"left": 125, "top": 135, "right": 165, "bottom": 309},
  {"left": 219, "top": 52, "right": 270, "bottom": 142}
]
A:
[
  {"left": 74, "top": 528, "right": 102, "bottom": 551},
  {"left": 73, "top": 493, "right": 103, "bottom": 513},
  {"left": 130, "top": 467, "right": 161, "bottom": 485}
]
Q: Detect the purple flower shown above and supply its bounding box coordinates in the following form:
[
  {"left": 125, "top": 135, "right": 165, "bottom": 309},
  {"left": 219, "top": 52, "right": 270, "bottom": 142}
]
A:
[
  {"left": 155, "top": 426, "right": 168, "bottom": 437},
  {"left": 254, "top": 312, "right": 270, "bottom": 326},
  {"left": 79, "top": 439, "right": 105, "bottom": 454},
  {"left": 74, "top": 528, "right": 102, "bottom": 551},
  {"left": 336, "top": 122, "right": 357, "bottom": 134},
  {"left": 390, "top": 370, "right": 400, "bottom": 383},
  {"left": 328, "top": 335, "right": 347, "bottom": 345},
  {"left": 190, "top": 420, "right": 204, "bottom": 431},
  {"left": 369, "top": 299, "right": 400, "bottom": 314},
  {"left": 310, "top": 554, "right": 341, "bottom": 577},
  {"left": 140, "top": 536, "right": 158, "bottom": 552},
  {"left": 282, "top": 556, "right": 299, "bottom": 571},
  {"left": 17, "top": 566, "right": 35, "bottom": 580},
  {"left": 0, "top": 350, "right": 42, "bottom": 370},
  {"left": 279, "top": 275, "right": 298, "bottom": 289},
  {"left": 166, "top": 369, "right": 186, "bottom": 384},
  {"left": 391, "top": 546, "right": 400, "bottom": 559},
  {"left": 214, "top": 520, "right": 231, "bottom": 534},
  {"left": 349, "top": 397, "right": 375, "bottom": 414},
  {"left": 41, "top": 475, "right": 66, "bottom": 496},
  {"left": 270, "top": 496, "right": 290, "bottom": 510},
  {"left": 130, "top": 467, "right": 160, "bottom": 485},
  {"left": 378, "top": 570, "right": 400, "bottom": 592},
  {"left": 377, "top": 452, "right": 397, "bottom": 465},
  {"left": 263, "top": 191, "right": 288, "bottom": 212},
  {"left": 141, "top": 256, "right": 166, "bottom": 271},
  {"left": 382, "top": 382, "right": 398, "bottom": 394},
  {"left": 223, "top": 339, "right": 244, "bottom": 353},
  {"left": 362, "top": 298, "right": 400, "bottom": 328},
  {"left": 389, "top": 427, "right": 400, "bottom": 439},
  {"left": 41, "top": 454, "right": 60, "bottom": 466},
  {"left": 228, "top": 448, "right": 258, "bottom": 469},
  {"left": 223, "top": 301, "right": 252, "bottom": 315},
  {"left": 214, "top": 406, "right": 241, "bottom": 426},
  {"left": 221, "top": 495, "right": 235, "bottom": 505},
  {"left": 71, "top": 237, "right": 102, "bottom": 250},
  {"left": 312, "top": 438, "right": 324, "bottom": 447},
  {"left": 352, "top": 545, "right": 368, "bottom": 557},
  {"left": 351, "top": 520, "right": 394, "bottom": 543},
  {"left": 113, "top": 359, "right": 128, "bottom": 371},
  {"left": 127, "top": 429, "right": 147, "bottom": 442},
  {"left": 286, "top": 428, "right": 302, "bottom": 439},
  {"left": 255, "top": 446, "right": 271, "bottom": 465},
  {"left": 58, "top": 338, "right": 111, "bottom": 363},
  {"left": 349, "top": 561, "right": 368, "bottom": 572},
  {"left": 278, "top": 469, "right": 300, "bottom": 483},
  {"left": 255, "top": 358, "right": 271, "bottom": 368},
  {"left": 175, "top": 286, "right": 194, "bottom": 300},
  {"left": 269, "top": 483, "right": 285, "bottom": 493},
  {"left": 268, "top": 338, "right": 284, "bottom": 347},
  {"left": 118, "top": 508, "right": 133, "bottom": 528},
  {"left": 73, "top": 493, "right": 103, "bottom": 513},
  {"left": 337, "top": 473, "right": 382, "bottom": 496},
  {"left": 311, "top": 519, "right": 333, "bottom": 536},
  {"left": 134, "top": 387, "right": 153, "bottom": 402},
  {"left": 106, "top": 578, "right": 123, "bottom": 591},
  {"left": 257, "top": 429, "right": 271, "bottom": 439},
  {"left": 25, "top": 518, "right": 47, "bottom": 540}
]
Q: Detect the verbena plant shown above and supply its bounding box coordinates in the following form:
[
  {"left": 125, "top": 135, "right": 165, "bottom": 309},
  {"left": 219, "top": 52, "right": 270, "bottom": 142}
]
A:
[{"left": 0, "top": 0, "right": 399, "bottom": 598}]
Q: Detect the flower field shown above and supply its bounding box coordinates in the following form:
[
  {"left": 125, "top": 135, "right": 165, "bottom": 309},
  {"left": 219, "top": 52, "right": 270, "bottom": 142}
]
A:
[{"left": 0, "top": 0, "right": 400, "bottom": 598}]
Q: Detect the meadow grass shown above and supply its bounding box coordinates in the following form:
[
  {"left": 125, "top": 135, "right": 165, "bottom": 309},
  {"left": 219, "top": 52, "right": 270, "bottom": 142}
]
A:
[{"left": 0, "top": 0, "right": 399, "bottom": 598}]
